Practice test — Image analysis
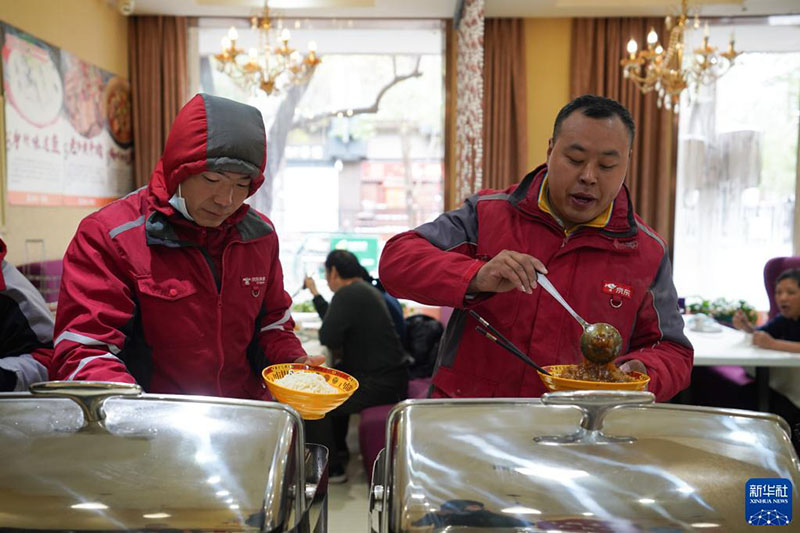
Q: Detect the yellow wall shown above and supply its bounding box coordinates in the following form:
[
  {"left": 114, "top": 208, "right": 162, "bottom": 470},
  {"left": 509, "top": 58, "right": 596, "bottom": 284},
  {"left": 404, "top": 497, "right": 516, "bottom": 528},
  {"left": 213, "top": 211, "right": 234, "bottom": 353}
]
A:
[
  {"left": 0, "top": 0, "right": 129, "bottom": 264},
  {"left": 524, "top": 18, "right": 572, "bottom": 170}
]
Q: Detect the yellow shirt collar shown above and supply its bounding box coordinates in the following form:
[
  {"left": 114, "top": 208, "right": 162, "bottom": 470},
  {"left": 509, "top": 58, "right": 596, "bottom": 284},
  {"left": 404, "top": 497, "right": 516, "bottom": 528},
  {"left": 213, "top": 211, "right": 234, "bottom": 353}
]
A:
[{"left": 537, "top": 174, "right": 613, "bottom": 234}]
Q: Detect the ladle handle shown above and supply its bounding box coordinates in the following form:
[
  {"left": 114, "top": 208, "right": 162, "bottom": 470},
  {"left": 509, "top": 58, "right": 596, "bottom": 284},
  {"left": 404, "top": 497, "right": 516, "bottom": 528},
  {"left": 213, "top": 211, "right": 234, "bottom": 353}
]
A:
[{"left": 537, "top": 273, "right": 589, "bottom": 329}]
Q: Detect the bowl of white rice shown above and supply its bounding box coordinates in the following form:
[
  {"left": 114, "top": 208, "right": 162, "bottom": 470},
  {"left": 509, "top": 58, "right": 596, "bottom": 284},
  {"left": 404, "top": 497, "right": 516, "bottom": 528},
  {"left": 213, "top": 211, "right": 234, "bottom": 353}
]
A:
[{"left": 262, "top": 363, "right": 359, "bottom": 420}]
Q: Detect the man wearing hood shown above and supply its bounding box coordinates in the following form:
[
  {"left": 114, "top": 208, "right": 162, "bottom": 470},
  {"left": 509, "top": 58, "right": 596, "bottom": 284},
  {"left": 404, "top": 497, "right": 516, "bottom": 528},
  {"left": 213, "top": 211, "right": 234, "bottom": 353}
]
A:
[{"left": 52, "top": 94, "right": 320, "bottom": 398}]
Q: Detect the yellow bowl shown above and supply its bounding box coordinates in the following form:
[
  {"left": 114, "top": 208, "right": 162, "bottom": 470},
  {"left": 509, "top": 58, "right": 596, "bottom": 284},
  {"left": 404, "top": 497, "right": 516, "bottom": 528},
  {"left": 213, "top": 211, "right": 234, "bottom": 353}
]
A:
[
  {"left": 537, "top": 364, "right": 650, "bottom": 392},
  {"left": 262, "top": 363, "right": 359, "bottom": 420}
]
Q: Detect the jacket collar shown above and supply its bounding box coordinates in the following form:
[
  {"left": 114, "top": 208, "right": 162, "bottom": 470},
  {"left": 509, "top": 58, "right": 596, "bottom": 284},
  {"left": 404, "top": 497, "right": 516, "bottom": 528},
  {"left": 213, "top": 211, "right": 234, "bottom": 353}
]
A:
[
  {"left": 509, "top": 164, "right": 638, "bottom": 239},
  {"left": 145, "top": 208, "right": 273, "bottom": 248}
]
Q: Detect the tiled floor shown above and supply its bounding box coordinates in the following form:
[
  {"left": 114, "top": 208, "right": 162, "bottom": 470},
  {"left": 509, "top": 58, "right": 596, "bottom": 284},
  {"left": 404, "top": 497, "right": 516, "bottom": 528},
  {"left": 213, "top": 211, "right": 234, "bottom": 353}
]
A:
[{"left": 326, "top": 416, "right": 371, "bottom": 533}]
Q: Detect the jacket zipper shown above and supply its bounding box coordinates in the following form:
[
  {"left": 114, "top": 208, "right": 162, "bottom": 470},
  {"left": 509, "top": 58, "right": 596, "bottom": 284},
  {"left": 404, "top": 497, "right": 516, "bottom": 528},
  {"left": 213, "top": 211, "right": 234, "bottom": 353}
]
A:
[{"left": 214, "top": 244, "right": 233, "bottom": 396}]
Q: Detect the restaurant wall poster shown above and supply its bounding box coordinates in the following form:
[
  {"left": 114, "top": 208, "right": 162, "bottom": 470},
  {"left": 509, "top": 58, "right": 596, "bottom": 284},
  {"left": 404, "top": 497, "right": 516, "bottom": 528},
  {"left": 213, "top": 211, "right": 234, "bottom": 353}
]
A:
[{"left": 1, "top": 23, "right": 133, "bottom": 207}]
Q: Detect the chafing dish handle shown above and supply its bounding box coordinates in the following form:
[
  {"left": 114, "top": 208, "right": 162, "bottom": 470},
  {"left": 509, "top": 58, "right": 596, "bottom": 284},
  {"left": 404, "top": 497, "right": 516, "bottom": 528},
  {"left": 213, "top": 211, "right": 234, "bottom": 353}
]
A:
[
  {"left": 535, "top": 390, "right": 655, "bottom": 444},
  {"left": 29, "top": 381, "right": 142, "bottom": 428}
]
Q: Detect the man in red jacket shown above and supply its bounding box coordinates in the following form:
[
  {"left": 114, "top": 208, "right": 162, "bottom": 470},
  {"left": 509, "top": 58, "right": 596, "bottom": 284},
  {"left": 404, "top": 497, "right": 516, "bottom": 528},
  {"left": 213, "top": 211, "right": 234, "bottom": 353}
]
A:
[
  {"left": 53, "top": 94, "right": 321, "bottom": 399},
  {"left": 379, "top": 95, "right": 693, "bottom": 402}
]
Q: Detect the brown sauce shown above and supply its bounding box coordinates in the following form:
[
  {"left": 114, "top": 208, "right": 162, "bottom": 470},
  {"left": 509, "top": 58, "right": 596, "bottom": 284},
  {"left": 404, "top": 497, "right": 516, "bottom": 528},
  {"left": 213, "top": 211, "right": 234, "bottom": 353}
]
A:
[{"left": 560, "top": 360, "right": 636, "bottom": 383}]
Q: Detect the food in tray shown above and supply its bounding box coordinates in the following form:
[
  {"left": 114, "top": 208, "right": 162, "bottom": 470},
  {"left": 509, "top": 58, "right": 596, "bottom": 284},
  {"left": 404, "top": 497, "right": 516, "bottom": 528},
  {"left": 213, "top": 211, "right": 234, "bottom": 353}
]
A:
[
  {"left": 559, "top": 360, "right": 636, "bottom": 383},
  {"left": 275, "top": 371, "right": 339, "bottom": 394},
  {"left": 103, "top": 77, "right": 132, "bottom": 145}
]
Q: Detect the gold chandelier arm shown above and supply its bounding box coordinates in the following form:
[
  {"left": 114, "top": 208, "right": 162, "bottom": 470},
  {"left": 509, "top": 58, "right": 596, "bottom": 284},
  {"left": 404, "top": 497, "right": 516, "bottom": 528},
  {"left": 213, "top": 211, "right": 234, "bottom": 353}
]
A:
[
  {"left": 619, "top": 0, "right": 743, "bottom": 114},
  {"left": 215, "top": 3, "right": 322, "bottom": 96}
]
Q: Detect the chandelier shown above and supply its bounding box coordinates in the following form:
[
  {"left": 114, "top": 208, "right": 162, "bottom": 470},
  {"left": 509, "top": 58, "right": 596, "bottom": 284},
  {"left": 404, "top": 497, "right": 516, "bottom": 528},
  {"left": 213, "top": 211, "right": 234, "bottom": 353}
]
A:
[
  {"left": 620, "top": 0, "right": 741, "bottom": 113},
  {"left": 214, "top": 3, "right": 321, "bottom": 96}
]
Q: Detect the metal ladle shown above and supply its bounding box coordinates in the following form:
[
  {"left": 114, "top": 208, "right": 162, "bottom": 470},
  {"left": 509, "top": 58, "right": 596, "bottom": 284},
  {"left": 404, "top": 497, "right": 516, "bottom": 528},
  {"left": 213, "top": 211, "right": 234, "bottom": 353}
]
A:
[{"left": 536, "top": 273, "right": 623, "bottom": 364}]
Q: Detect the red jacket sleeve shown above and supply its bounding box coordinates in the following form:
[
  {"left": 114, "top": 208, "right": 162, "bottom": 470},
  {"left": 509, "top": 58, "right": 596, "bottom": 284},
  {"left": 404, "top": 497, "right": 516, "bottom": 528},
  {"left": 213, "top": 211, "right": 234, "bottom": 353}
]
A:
[
  {"left": 256, "top": 234, "right": 306, "bottom": 364},
  {"left": 619, "top": 253, "right": 694, "bottom": 402},
  {"left": 53, "top": 217, "right": 137, "bottom": 384},
  {"left": 379, "top": 196, "right": 485, "bottom": 308}
]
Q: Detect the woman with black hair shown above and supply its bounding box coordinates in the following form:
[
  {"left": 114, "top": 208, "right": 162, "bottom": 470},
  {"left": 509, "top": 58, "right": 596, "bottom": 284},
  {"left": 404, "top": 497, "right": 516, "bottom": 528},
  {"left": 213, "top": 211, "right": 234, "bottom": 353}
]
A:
[{"left": 302, "top": 249, "right": 408, "bottom": 482}]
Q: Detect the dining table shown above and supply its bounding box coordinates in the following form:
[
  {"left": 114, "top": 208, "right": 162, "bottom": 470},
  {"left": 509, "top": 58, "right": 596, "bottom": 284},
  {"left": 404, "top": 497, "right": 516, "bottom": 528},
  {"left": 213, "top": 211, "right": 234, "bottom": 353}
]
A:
[{"left": 683, "top": 317, "right": 800, "bottom": 411}]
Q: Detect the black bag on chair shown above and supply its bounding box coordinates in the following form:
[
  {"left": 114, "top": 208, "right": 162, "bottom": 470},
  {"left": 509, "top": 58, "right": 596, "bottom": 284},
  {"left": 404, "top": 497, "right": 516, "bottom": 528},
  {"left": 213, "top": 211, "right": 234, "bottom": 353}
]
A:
[{"left": 403, "top": 314, "right": 443, "bottom": 379}]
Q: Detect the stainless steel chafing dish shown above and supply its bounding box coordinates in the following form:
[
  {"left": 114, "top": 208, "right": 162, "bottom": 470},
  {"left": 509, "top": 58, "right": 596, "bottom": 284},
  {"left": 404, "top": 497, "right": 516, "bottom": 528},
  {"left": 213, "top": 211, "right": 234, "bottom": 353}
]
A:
[
  {"left": 0, "top": 381, "right": 328, "bottom": 532},
  {"left": 370, "top": 391, "right": 800, "bottom": 532}
]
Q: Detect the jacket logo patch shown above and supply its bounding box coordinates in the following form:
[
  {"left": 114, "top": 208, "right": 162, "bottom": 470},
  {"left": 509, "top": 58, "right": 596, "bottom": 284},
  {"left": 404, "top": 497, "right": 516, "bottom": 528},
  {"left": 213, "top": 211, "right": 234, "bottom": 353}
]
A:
[
  {"left": 241, "top": 276, "right": 266, "bottom": 288},
  {"left": 602, "top": 281, "right": 633, "bottom": 299},
  {"left": 612, "top": 239, "right": 638, "bottom": 250}
]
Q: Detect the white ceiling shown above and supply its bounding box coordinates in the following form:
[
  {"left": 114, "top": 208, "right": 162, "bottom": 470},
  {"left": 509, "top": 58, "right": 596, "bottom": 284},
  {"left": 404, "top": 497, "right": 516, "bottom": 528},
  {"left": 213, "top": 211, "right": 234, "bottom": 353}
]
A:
[{"left": 126, "top": 0, "right": 800, "bottom": 19}]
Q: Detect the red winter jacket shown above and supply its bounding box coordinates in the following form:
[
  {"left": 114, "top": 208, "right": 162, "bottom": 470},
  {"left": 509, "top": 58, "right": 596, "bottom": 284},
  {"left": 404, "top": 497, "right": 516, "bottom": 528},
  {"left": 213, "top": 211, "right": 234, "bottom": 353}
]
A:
[
  {"left": 52, "top": 94, "right": 305, "bottom": 399},
  {"left": 379, "top": 165, "right": 693, "bottom": 402}
]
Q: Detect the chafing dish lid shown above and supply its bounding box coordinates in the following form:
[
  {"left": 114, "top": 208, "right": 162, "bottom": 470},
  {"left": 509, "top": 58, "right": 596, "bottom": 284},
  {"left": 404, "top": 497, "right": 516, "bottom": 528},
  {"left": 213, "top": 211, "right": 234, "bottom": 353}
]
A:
[
  {"left": 0, "top": 385, "right": 301, "bottom": 531},
  {"left": 382, "top": 393, "right": 799, "bottom": 532}
]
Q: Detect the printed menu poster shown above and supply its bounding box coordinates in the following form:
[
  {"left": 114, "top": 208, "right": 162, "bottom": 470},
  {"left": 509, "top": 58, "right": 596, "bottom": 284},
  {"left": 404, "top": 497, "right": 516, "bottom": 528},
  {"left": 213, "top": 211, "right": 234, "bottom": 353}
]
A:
[{"left": 1, "top": 23, "right": 133, "bottom": 206}]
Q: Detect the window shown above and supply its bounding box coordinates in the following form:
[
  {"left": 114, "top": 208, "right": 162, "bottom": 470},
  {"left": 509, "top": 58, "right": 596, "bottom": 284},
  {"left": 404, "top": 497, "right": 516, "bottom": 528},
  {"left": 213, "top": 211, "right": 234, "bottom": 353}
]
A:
[
  {"left": 192, "top": 19, "right": 445, "bottom": 299},
  {"left": 673, "top": 19, "right": 800, "bottom": 310}
]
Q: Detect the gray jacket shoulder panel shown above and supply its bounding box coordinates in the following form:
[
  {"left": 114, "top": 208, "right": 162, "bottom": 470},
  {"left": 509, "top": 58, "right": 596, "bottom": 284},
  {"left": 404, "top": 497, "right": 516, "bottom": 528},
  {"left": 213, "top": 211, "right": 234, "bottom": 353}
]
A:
[
  {"left": 415, "top": 194, "right": 480, "bottom": 251},
  {"left": 649, "top": 251, "right": 691, "bottom": 348}
]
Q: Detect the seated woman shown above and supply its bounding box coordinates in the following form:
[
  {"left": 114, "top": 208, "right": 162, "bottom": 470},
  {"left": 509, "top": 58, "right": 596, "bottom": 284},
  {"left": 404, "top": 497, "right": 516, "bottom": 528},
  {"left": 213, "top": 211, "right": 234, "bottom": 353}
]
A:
[
  {"left": 733, "top": 268, "right": 800, "bottom": 449},
  {"left": 302, "top": 250, "right": 408, "bottom": 483}
]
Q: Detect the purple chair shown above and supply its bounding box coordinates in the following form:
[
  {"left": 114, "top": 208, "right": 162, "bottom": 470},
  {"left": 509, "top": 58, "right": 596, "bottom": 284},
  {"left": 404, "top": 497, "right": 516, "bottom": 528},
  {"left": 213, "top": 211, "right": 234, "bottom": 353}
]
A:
[
  {"left": 764, "top": 256, "right": 800, "bottom": 319},
  {"left": 17, "top": 260, "right": 63, "bottom": 303},
  {"left": 358, "top": 377, "right": 431, "bottom": 483}
]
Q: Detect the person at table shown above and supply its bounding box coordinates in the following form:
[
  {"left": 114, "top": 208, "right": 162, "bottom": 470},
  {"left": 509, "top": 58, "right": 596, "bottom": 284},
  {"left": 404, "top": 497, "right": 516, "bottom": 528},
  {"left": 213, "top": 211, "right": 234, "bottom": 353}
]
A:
[
  {"left": 0, "top": 238, "right": 51, "bottom": 391},
  {"left": 379, "top": 94, "right": 693, "bottom": 402},
  {"left": 302, "top": 249, "right": 408, "bottom": 483},
  {"left": 732, "top": 267, "right": 800, "bottom": 448},
  {"left": 52, "top": 94, "right": 321, "bottom": 398},
  {"left": 733, "top": 268, "right": 800, "bottom": 353},
  {"left": 305, "top": 254, "right": 405, "bottom": 339}
]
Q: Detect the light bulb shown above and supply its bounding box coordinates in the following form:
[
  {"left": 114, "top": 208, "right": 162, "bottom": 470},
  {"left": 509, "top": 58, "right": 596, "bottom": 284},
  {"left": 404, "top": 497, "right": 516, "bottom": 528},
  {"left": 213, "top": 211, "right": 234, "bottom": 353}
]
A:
[
  {"left": 221, "top": 37, "right": 231, "bottom": 50},
  {"left": 626, "top": 38, "right": 638, "bottom": 55},
  {"left": 655, "top": 45, "right": 663, "bottom": 55},
  {"left": 227, "top": 27, "right": 239, "bottom": 41},
  {"left": 249, "top": 47, "right": 258, "bottom": 60},
  {"left": 647, "top": 28, "right": 658, "bottom": 45},
  {"left": 280, "top": 28, "right": 291, "bottom": 42},
  {"left": 308, "top": 41, "right": 317, "bottom": 53}
]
